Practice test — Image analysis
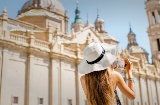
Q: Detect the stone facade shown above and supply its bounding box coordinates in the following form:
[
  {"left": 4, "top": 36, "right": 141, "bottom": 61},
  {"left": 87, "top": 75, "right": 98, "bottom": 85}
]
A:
[{"left": 0, "top": 0, "right": 160, "bottom": 105}]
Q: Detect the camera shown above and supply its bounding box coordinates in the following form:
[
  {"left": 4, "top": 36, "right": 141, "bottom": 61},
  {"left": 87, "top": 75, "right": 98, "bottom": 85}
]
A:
[{"left": 113, "top": 60, "right": 126, "bottom": 70}]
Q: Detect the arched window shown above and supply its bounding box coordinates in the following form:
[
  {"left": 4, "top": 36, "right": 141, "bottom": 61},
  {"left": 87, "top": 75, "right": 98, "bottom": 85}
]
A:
[{"left": 152, "top": 12, "right": 156, "bottom": 24}]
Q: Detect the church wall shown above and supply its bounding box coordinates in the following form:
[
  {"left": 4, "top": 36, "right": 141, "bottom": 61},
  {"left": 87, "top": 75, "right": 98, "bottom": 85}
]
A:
[
  {"left": 29, "top": 55, "right": 49, "bottom": 105},
  {"left": 52, "top": 58, "right": 61, "bottom": 105},
  {"left": 150, "top": 79, "right": 158, "bottom": 105},
  {"left": 0, "top": 47, "right": 3, "bottom": 94},
  {"left": 156, "top": 80, "right": 160, "bottom": 105},
  {"left": 19, "top": 16, "right": 46, "bottom": 28},
  {"left": 0, "top": 48, "right": 26, "bottom": 105},
  {"left": 147, "top": 78, "right": 152, "bottom": 105},
  {"left": 78, "top": 73, "right": 87, "bottom": 105},
  {"left": 34, "top": 32, "right": 47, "bottom": 41},
  {"left": 140, "top": 77, "right": 149, "bottom": 105},
  {"left": 46, "top": 19, "right": 61, "bottom": 32},
  {"left": 134, "top": 76, "right": 142, "bottom": 105},
  {"left": 61, "top": 61, "right": 76, "bottom": 105}
]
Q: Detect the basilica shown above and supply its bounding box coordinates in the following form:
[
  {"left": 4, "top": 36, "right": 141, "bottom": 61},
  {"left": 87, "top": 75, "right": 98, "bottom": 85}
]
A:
[{"left": 0, "top": 0, "right": 160, "bottom": 105}]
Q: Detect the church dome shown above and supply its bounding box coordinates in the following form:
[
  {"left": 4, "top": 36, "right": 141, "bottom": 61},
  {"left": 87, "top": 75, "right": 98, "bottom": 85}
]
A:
[
  {"left": 21, "top": 0, "right": 65, "bottom": 13},
  {"left": 128, "top": 46, "right": 148, "bottom": 54}
]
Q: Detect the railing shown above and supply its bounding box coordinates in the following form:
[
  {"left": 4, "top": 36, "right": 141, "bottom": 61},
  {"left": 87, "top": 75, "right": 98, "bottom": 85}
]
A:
[
  {"left": 10, "top": 33, "right": 29, "bottom": 44},
  {"left": 34, "top": 39, "right": 50, "bottom": 49}
]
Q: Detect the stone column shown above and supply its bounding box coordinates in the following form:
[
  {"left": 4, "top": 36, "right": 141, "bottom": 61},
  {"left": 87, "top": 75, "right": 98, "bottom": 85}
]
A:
[{"left": 154, "top": 10, "right": 159, "bottom": 24}]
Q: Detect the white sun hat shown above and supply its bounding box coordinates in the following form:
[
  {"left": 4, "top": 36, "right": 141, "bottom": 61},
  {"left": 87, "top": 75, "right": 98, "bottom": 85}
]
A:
[{"left": 78, "top": 42, "right": 118, "bottom": 74}]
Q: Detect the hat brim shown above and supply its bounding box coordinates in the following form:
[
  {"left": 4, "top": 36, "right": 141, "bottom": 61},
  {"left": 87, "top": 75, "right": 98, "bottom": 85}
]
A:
[{"left": 78, "top": 43, "right": 117, "bottom": 74}]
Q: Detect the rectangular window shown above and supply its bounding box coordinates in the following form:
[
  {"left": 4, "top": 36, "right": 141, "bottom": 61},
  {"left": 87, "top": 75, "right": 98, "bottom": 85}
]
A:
[
  {"left": 38, "top": 98, "right": 43, "bottom": 104},
  {"left": 68, "top": 99, "right": 72, "bottom": 105},
  {"left": 157, "top": 39, "right": 160, "bottom": 51},
  {"left": 13, "top": 97, "right": 18, "bottom": 104}
]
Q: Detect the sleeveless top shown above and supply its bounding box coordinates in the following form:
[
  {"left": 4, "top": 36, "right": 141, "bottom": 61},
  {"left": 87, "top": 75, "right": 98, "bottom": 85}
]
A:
[{"left": 114, "top": 90, "right": 122, "bottom": 105}]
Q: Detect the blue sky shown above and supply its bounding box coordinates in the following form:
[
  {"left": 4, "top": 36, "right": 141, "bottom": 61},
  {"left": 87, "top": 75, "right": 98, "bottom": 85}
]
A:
[{"left": 0, "top": 0, "right": 151, "bottom": 62}]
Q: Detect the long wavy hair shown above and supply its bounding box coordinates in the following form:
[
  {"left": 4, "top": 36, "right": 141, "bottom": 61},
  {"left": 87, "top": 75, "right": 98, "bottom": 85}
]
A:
[{"left": 85, "top": 68, "right": 115, "bottom": 105}]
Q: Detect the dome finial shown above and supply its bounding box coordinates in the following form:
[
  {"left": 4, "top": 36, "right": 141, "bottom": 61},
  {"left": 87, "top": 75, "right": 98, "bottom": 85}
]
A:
[
  {"left": 129, "top": 22, "right": 132, "bottom": 32},
  {"left": 76, "top": 0, "right": 79, "bottom": 8},
  {"left": 97, "top": 8, "right": 100, "bottom": 17}
]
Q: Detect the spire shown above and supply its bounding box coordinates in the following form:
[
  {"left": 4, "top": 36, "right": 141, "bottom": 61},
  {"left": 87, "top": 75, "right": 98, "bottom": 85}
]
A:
[
  {"left": 86, "top": 13, "right": 90, "bottom": 27},
  {"left": 74, "top": 0, "right": 82, "bottom": 23},
  {"left": 129, "top": 23, "right": 133, "bottom": 33},
  {"left": 128, "top": 23, "right": 135, "bottom": 35},
  {"left": 97, "top": 8, "right": 99, "bottom": 17}
]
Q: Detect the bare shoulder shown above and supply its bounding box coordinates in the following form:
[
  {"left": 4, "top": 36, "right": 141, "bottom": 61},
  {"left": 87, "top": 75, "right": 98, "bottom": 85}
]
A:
[
  {"left": 80, "top": 75, "right": 85, "bottom": 80},
  {"left": 112, "top": 71, "right": 123, "bottom": 82}
]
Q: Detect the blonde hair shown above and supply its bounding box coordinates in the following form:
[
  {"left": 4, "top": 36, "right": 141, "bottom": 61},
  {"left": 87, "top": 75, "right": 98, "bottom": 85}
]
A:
[{"left": 85, "top": 69, "right": 115, "bottom": 105}]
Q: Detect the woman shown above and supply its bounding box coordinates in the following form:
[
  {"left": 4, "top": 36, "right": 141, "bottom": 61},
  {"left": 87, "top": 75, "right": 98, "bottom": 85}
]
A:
[{"left": 78, "top": 42, "right": 135, "bottom": 105}]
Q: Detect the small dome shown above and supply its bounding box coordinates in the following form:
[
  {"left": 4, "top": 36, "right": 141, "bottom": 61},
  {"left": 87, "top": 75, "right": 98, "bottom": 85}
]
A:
[
  {"left": 21, "top": 0, "right": 65, "bottom": 13},
  {"left": 95, "top": 15, "right": 104, "bottom": 23},
  {"left": 21, "top": 1, "right": 32, "bottom": 11},
  {"left": 128, "top": 46, "right": 148, "bottom": 54}
]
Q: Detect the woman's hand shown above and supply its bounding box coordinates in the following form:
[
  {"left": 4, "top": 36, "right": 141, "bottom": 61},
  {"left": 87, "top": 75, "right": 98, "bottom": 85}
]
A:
[{"left": 124, "top": 58, "right": 133, "bottom": 74}]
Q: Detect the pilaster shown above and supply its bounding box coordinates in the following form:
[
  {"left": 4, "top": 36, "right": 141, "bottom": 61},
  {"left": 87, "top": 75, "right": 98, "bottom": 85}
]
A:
[
  {"left": 139, "top": 75, "right": 143, "bottom": 105},
  {"left": 25, "top": 53, "right": 34, "bottom": 105},
  {"left": 75, "top": 44, "right": 80, "bottom": 105},
  {"left": 0, "top": 48, "right": 9, "bottom": 105}
]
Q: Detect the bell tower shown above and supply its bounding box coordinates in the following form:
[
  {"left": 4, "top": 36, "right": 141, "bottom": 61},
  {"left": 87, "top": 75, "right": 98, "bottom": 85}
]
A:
[{"left": 145, "top": 0, "right": 160, "bottom": 62}]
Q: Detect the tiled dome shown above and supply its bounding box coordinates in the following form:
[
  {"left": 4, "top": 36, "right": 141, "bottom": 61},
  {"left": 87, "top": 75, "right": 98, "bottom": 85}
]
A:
[{"left": 21, "top": 0, "right": 65, "bottom": 12}]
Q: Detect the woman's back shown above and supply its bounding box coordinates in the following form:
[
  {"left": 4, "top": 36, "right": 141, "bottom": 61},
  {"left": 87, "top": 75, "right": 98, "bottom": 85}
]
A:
[
  {"left": 81, "top": 69, "right": 117, "bottom": 105},
  {"left": 78, "top": 43, "right": 135, "bottom": 105}
]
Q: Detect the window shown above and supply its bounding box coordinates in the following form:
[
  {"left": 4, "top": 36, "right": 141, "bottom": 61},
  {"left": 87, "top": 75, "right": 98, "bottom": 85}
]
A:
[
  {"left": 13, "top": 97, "right": 18, "bottom": 104},
  {"left": 38, "top": 98, "right": 43, "bottom": 104},
  {"left": 157, "top": 39, "right": 160, "bottom": 51},
  {"left": 68, "top": 99, "right": 72, "bottom": 105},
  {"left": 152, "top": 12, "right": 156, "bottom": 24}
]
